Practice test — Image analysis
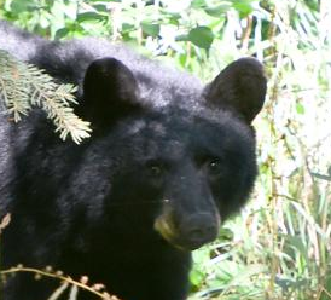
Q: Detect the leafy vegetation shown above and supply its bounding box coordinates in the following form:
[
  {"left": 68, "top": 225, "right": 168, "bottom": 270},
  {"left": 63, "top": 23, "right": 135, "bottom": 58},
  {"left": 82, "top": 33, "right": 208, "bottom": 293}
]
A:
[{"left": 0, "top": 0, "right": 330, "bottom": 299}]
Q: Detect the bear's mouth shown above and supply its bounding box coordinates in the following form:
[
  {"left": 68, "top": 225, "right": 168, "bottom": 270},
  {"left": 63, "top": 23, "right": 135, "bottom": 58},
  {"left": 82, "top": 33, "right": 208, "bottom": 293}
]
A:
[{"left": 154, "top": 206, "right": 180, "bottom": 247}]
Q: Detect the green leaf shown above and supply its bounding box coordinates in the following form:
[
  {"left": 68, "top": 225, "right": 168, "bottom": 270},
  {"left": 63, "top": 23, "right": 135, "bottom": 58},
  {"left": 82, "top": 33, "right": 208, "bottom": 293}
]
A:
[
  {"left": 175, "top": 34, "right": 189, "bottom": 42},
  {"left": 93, "top": 4, "right": 108, "bottom": 13},
  {"left": 204, "top": 5, "right": 232, "bottom": 17},
  {"left": 166, "top": 12, "right": 181, "bottom": 26},
  {"left": 122, "top": 23, "right": 135, "bottom": 33},
  {"left": 231, "top": 0, "right": 254, "bottom": 18},
  {"left": 76, "top": 12, "right": 106, "bottom": 23},
  {"left": 10, "top": 0, "right": 35, "bottom": 13},
  {"left": 188, "top": 26, "right": 214, "bottom": 49},
  {"left": 190, "top": 269, "right": 205, "bottom": 286},
  {"left": 296, "top": 103, "right": 304, "bottom": 114},
  {"left": 218, "top": 227, "right": 234, "bottom": 240},
  {"left": 54, "top": 27, "right": 69, "bottom": 40},
  {"left": 179, "top": 53, "right": 187, "bottom": 68},
  {"left": 141, "top": 22, "right": 160, "bottom": 37},
  {"left": 191, "top": 0, "right": 206, "bottom": 8}
]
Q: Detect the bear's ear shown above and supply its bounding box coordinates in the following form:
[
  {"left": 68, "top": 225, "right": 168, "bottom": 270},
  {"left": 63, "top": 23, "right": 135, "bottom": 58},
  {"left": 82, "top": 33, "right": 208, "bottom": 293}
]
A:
[
  {"left": 204, "top": 57, "right": 267, "bottom": 124},
  {"left": 80, "top": 57, "right": 140, "bottom": 128}
]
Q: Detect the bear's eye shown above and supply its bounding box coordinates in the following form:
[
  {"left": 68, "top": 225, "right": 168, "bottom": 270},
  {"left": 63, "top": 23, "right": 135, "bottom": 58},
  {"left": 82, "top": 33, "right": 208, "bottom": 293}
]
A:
[
  {"left": 207, "top": 158, "right": 223, "bottom": 175},
  {"left": 150, "top": 165, "right": 163, "bottom": 176},
  {"left": 146, "top": 161, "right": 165, "bottom": 177}
]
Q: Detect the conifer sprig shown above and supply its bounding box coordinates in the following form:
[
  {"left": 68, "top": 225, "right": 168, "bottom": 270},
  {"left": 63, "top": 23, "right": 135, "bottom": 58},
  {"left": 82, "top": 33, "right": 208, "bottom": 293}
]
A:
[{"left": 0, "top": 50, "right": 92, "bottom": 144}]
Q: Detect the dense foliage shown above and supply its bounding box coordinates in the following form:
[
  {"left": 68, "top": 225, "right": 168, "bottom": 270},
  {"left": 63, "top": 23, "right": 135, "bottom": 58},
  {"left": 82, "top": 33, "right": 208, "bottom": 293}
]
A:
[{"left": 0, "top": 0, "right": 330, "bottom": 299}]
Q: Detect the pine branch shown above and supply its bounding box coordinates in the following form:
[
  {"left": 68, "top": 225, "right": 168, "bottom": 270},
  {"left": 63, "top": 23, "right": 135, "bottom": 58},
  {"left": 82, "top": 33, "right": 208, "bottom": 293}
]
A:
[{"left": 0, "top": 50, "right": 92, "bottom": 144}]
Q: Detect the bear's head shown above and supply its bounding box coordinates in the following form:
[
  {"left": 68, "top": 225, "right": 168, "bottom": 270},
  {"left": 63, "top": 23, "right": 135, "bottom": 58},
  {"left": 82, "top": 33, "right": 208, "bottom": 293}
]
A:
[{"left": 75, "top": 57, "right": 266, "bottom": 251}]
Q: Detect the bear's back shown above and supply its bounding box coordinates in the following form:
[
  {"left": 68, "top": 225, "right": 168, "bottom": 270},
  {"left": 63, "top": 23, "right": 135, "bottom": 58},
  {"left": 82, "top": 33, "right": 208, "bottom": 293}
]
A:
[
  {"left": 0, "top": 19, "right": 204, "bottom": 111},
  {"left": 31, "top": 37, "right": 204, "bottom": 109}
]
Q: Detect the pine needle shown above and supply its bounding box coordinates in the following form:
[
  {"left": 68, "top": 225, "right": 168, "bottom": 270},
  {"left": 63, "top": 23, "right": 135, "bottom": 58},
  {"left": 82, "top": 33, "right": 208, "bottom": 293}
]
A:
[{"left": 0, "top": 50, "right": 92, "bottom": 144}]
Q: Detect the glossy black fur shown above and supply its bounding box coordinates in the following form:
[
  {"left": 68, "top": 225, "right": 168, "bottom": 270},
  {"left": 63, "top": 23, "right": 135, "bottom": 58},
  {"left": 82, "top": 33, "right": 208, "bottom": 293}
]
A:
[{"left": 0, "top": 20, "right": 266, "bottom": 300}]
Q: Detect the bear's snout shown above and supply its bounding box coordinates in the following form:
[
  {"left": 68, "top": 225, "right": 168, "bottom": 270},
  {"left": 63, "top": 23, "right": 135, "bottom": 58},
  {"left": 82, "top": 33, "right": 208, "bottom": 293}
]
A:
[
  {"left": 155, "top": 204, "right": 221, "bottom": 251},
  {"left": 178, "top": 213, "right": 219, "bottom": 250}
]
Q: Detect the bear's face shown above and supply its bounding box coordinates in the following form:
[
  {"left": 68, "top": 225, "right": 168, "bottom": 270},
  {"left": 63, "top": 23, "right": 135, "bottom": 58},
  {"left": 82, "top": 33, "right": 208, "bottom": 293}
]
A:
[
  {"left": 106, "top": 109, "right": 256, "bottom": 250},
  {"left": 77, "top": 57, "right": 266, "bottom": 251}
]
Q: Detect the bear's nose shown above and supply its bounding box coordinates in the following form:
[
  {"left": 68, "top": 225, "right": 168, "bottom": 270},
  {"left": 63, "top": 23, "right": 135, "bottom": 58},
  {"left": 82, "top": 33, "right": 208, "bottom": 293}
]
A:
[{"left": 179, "top": 213, "right": 218, "bottom": 250}]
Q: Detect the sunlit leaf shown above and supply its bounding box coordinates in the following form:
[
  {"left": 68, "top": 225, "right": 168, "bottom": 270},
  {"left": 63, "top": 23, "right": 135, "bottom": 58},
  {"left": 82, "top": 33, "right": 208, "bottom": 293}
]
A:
[
  {"left": 141, "top": 22, "right": 160, "bottom": 37},
  {"left": 188, "top": 26, "right": 214, "bottom": 49},
  {"left": 296, "top": 103, "right": 304, "bottom": 114}
]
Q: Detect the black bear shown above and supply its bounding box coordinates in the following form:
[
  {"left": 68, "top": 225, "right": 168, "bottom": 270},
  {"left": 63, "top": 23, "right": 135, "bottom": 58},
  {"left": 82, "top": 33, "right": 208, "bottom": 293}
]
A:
[{"left": 0, "top": 20, "right": 267, "bottom": 300}]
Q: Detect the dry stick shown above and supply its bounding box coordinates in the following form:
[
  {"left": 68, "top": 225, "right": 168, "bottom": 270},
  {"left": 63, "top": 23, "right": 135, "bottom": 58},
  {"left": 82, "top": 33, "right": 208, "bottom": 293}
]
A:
[
  {"left": 0, "top": 267, "right": 119, "bottom": 300},
  {"left": 241, "top": 16, "right": 252, "bottom": 52},
  {"left": 266, "top": 3, "right": 280, "bottom": 299}
]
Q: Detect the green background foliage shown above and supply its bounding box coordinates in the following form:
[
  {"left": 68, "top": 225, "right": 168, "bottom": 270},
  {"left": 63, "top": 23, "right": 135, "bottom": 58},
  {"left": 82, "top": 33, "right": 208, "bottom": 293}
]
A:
[{"left": 0, "top": 0, "right": 331, "bottom": 299}]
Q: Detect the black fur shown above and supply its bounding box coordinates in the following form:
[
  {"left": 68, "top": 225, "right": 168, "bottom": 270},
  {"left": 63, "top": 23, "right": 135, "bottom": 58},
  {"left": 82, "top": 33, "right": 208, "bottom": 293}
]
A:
[{"left": 0, "top": 20, "right": 267, "bottom": 300}]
